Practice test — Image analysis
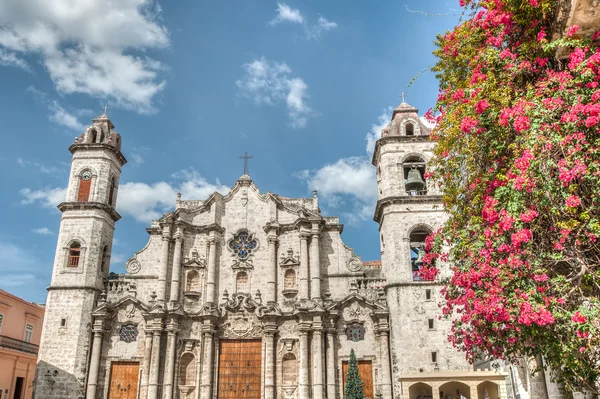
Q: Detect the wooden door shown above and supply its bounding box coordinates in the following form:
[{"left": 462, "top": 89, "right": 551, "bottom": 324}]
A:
[
  {"left": 108, "top": 362, "right": 139, "bottom": 399},
  {"left": 218, "top": 340, "right": 262, "bottom": 399},
  {"left": 342, "top": 360, "right": 374, "bottom": 399}
]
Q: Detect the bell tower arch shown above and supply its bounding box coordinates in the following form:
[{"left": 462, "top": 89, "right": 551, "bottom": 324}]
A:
[{"left": 35, "top": 112, "right": 127, "bottom": 398}]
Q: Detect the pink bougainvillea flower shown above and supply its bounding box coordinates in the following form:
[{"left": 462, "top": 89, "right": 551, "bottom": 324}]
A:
[
  {"left": 572, "top": 311, "right": 587, "bottom": 323},
  {"left": 566, "top": 25, "right": 580, "bottom": 37},
  {"left": 565, "top": 195, "right": 581, "bottom": 208}
]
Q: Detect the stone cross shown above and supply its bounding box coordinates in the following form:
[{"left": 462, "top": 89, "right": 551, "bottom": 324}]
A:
[
  {"left": 103, "top": 104, "right": 110, "bottom": 114},
  {"left": 400, "top": 92, "right": 407, "bottom": 103},
  {"left": 240, "top": 152, "right": 253, "bottom": 175}
]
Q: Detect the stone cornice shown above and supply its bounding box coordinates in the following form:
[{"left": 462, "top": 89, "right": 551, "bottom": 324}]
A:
[
  {"left": 69, "top": 142, "right": 127, "bottom": 166},
  {"left": 58, "top": 201, "right": 121, "bottom": 222},
  {"left": 373, "top": 195, "right": 443, "bottom": 223},
  {"left": 371, "top": 135, "right": 433, "bottom": 166}
]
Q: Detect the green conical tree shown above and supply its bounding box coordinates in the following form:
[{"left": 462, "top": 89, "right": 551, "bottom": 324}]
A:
[{"left": 344, "top": 349, "right": 364, "bottom": 399}]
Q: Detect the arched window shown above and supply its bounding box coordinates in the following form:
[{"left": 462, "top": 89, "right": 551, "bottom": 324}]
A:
[
  {"left": 403, "top": 155, "right": 427, "bottom": 195},
  {"left": 236, "top": 271, "right": 249, "bottom": 293},
  {"left": 410, "top": 228, "right": 432, "bottom": 281},
  {"left": 405, "top": 122, "right": 415, "bottom": 136},
  {"left": 68, "top": 242, "right": 81, "bottom": 267},
  {"left": 77, "top": 170, "right": 93, "bottom": 202},
  {"left": 282, "top": 353, "right": 298, "bottom": 386},
  {"left": 284, "top": 269, "right": 296, "bottom": 290},
  {"left": 108, "top": 177, "right": 115, "bottom": 206},
  {"left": 88, "top": 129, "right": 97, "bottom": 143},
  {"left": 186, "top": 270, "right": 200, "bottom": 292},
  {"left": 179, "top": 353, "right": 196, "bottom": 386}
]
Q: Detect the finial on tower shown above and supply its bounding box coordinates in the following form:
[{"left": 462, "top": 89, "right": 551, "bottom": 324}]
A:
[
  {"left": 240, "top": 152, "right": 253, "bottom": 176},
  {"left": 400, "top": 92, "right": 407, "bottom": 104}
]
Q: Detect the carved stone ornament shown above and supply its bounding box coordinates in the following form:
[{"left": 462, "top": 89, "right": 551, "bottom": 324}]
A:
[
  {"left": 119, "top": 324, "right": 139, "bottom": 343},
  {"left": 345, "top": 322, "right": 365, "bottom": 342},
  {"left": 346, "top": 256, "right": 363, "bottom": 272},
  {"left": 125, "top": 259, "right": 141, "bottom": 274},
  {"left": 222, "top": 312, "right": 263, "bottom": 338},
  {"left": 345, "top": 302, "right": 369, "bottom": 320}
]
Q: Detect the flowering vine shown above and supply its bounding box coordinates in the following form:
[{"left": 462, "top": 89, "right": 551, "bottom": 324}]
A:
[{"left": 427, "top": 0, "right": 600, "bottom": 392}]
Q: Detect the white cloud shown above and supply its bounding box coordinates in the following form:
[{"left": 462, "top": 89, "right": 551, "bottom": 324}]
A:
[
  {"left": 20, "top": 169, "right": 230, "bottom": 224},
  {"left": 297, "top": 157, "right": 377, "bottom": 224},
  {"left": 27, "top": 86, "right": 88, "bottom": 132},
  {"left": 32, "top": 227, "right": 54, "bottom": 235},
  {"left": 268, "top": 3, "right": 337, "bottom": 40},
  {"left": 236, "top": 57, "right": 313, "bottom": 128},
  {"left": 0, "top": 0, "right": 169, "bottom": 113},
  {"left": 269, "top": 3, "right": 304, "bottom": 25},
  {"left": 365, "top": 107, "right": 393, "bottom": 157},
  {"left": 17, "top": 157, "right": 65, "bottom": 175},
  {"left": 0, "top": 48, "right": 32, "bottom": 72},
  {"left": 49, "top": 101, "right": 87, "bottom": 131},
  {"left": 131, "top": 153, "right": 145, "bottom": 165},
  {"left": 20, "top": 187, "right": 67, "bottom": 208},
  {"left": 305, "top": 16, "right": 338, "bottom": 40},
  {"left": 297, "top": 108, "right": 394, "bottom": 224}
]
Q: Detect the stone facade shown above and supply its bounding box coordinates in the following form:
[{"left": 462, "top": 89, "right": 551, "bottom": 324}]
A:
[{"left": 35, "top": 107, "right": 558, "bottom": 399}]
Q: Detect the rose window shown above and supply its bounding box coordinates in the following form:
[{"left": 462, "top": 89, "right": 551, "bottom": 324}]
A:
[{"left": 228, "top": 230, "right": 258, "bottom": 260}]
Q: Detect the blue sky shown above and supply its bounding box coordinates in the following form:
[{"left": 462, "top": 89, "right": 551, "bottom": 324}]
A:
[{"left": 0, "top": 0, "right": 460, "bottom": 302}]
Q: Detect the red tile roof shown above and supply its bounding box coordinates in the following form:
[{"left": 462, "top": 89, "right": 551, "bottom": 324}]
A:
[{"left": 362, "top": 260, "right": 381, "bottom": 267}]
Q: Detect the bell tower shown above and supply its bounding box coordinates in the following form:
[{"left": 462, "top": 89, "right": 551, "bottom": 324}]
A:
[
  {"left": 35, "top": 112, "right": 127, "bottom": 398},
  {"left": 372, "top": 101, "right": 468, "bottom": 395}
]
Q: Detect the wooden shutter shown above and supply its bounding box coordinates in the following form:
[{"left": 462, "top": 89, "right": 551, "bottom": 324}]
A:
[{"left": 78, "top": 178, "right": 92, "bottom": 202}]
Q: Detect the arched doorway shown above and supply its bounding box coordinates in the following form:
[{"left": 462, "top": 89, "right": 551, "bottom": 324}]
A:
[
  {"left": 408, "top": 382, "right": 433, "bottom": 399},
  {"left": 439, "top": 382, "right": 471, "bottom": 399},
  {"left": 477, "top": 381, "right": 499, "bottom": 399}
]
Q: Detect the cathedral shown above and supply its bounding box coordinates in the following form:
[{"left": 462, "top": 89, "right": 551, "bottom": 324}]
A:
[{"left": 35, "top": 103, "right": 550, "bottom": 399}]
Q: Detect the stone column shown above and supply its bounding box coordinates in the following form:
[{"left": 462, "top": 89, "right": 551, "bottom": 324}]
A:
[
  {"left": 264, "top": 323, "right": 277, "bottom": 399},
  {"left": 299, "top": 231, "right": 310, "bottom": 300},
  {"left": 378, "top": 321, "right": 393, "bottom": 399},
  {"left": 310, "top": 223, "right": 321, "bottom": 300},
  {"left": 85, "top": 322, "right": 104, "bottom": 399},
  {"left": 140, "top": 330, "right": 153, "bottom": 398},
  {"left": 169, "top": 226, "right": 184, "bottom": 303},
  {"left": 158, "top": 224, "right": 172, "bottom": 305},
  {"left": 147, "top": 330, "right": 162, "bottom": 399},
  {"left": 205, "top": 234, "right": 218, "bottom": 304},
  {"left": 325, "top": 329, "right": 337, "bottom": 399},
  {"left": 312, "top": 318, "right": 324, "bottom": 399},
  {"left": 200, "top": 325, "right": 215, "bottom": 399},
  {"left": 266, "top": 235, "right": 278, "bottom": 304},
  {"left": 162, "top": 322, "right": 179, "bottom": 399},
  {"left": 299, "top": 323, "right": 311, "bottom": 399}
]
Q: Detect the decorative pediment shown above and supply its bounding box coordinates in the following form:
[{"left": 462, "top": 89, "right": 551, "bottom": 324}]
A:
[
  {"left": 279, "top": 248, "right": 299, "bottom": 268},
  {"left": 231, "top": 259, "right": 253, "bottom": 270},
  {"left": 183, "top": 249, "right": 206, "bottom": 268},
  {"left": 326, "top": 292, "right": 388, "bottom": 314}
]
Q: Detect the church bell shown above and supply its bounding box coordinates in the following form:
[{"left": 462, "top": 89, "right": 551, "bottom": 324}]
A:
[{"left": 405, "top": 167, "right": 426, "bottom": 192}]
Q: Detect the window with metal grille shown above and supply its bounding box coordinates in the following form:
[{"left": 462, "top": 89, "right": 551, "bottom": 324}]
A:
[{"left": 68, "top": 242, "right": 81, "bottom": 267}]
